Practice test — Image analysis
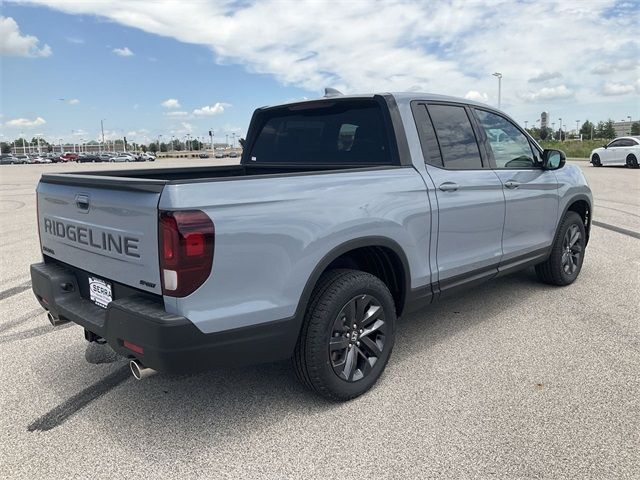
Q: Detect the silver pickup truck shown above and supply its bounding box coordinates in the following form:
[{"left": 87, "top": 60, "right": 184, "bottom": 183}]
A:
[{"left": 31, "top": 92, "right": 592, "bottom": 400}]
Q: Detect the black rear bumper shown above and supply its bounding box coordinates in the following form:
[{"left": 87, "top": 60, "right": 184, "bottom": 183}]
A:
[{"left": 30, "top": 262, "right": 299, "bottom": 373}]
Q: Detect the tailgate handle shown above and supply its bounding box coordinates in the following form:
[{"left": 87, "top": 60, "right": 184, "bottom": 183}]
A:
[{"left": 75, "top": 194, "right": 90, "bottom": 212}]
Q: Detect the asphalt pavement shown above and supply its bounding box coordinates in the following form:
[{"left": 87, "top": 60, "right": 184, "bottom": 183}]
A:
[{"left": 0, "top": 159, "right": 638, "bottom": 479}]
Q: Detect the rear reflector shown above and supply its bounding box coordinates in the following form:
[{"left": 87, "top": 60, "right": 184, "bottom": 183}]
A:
[
  {"left": 159, "top": 210, "right": 214, "bottom": 297},
  {"left": 123, "top": 340, "right": 144, "bottom": 355}
]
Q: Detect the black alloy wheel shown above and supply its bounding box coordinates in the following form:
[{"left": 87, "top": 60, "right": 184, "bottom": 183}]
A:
[
  {"left": 329, "top": 294, "right": 388, "bottom": 382},
  {"left": 561, "top": 224, "right": 582, "bottom": 275}
]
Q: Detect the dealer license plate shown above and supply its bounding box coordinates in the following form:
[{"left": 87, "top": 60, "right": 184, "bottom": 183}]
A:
[{"left": 88, "top": 277, "right": 112, "bottom": 308}]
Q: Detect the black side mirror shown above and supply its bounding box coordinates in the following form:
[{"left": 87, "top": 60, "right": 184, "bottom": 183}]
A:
[
  {"left": 542, "top": 149, "right": 566, "bottom": 170},
  {"left": 603, "top": 144, "right": 608, "bottom": 149}
]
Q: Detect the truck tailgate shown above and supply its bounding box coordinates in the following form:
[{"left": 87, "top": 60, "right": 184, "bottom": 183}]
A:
[{"left": 37, "top": 178, "right": 163, "bottom": 295}]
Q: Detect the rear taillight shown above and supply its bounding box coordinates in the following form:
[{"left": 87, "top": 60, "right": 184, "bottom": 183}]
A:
[{"left": 158, "top": 210, "right": 214, "bottom": 297}]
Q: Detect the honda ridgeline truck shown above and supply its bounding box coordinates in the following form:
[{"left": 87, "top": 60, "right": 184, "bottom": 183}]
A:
[{"left": 31, "top": 92, "right": 592, "bottom": 400}]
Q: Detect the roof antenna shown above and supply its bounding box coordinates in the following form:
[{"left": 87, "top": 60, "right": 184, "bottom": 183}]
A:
[{"left": 324, "top": 87, "right": 343, "bottom": 98}]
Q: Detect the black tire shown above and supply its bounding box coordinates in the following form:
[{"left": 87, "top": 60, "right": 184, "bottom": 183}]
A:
[
  {"left": 591, "top": 154, "right": 601, "bottom": 167},
  {"left": 293, "top": 269, "right": 396, "bottom": 401},
  {"left": 535, "top": 211, "right": 586, "bottom": 286},
  {"left": 626, "top": 154, "right": 638, "bottom": 169}
]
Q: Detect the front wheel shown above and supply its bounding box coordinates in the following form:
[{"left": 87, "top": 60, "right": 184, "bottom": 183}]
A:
[
  {"left": 535, "top": 211, "right": 586, "bottom": 286},
  {"left": 293, "top": 269, "right": 396, "bottom": 401}
]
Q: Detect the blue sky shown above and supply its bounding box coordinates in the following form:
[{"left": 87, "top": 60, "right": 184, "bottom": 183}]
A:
[{"left": 1, "top": 0, "right": 638, "bottom": 145}]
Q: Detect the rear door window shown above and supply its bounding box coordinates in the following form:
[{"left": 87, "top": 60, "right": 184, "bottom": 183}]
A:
[
  {"left": 249, "top": 100, "right": 393, "bottom": 165},
  {"left": 427, "top": 104, "right": 483, "bottom": 169}
]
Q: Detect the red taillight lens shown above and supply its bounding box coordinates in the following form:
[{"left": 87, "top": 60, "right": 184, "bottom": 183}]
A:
[{"left": 159, "top": 210, "right": 215, "bottom": 297}]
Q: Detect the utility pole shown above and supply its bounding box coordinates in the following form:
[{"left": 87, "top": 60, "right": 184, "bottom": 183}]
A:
[
  {"left": 575, "top": 120, "right": 580, "bottom": 139},
  {"left": 524, "top": 120, "right": 528, "bottom": 130},
  {"left": 492, "top": 72, "right": 502, "bottom": 109},
  {"left": 209, "top": 129, "right": 214, "bottom": 156},
  {"left": 101, "top": 119, "right": 106, "bottom": 153}
]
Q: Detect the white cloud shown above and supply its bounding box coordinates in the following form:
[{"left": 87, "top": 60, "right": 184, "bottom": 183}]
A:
[
  {"left": 68, "top": 98, "right": 80, "bottom": 104},
  {"left": 464, "top": 91, "right": 488, "bottom": 103},
  {"left": 4, "top": 0, "right": 639, "bottom": 117},
  {"left": 112, "top": 46, "right": 134, "bottom": 57},
  {"left": 161, "top": 98, "right": 181, "bottom": 109},
  {"left": 5, "top": 116, "right": 46, "bottom": 127},
  {"left": 66, "top": 37, "right": 84, "bottom": 44},
  {"left": 71, "top": 129, "right": 88, "bottom": 137},
  {"left": 164, "top": 110, "right": 189, "bottom": 117},
  {"left": 193, "top": 102, "right": 229, "bottom": 116},
  {"left": 0, "top": 16, "right": 51, "bottom": 57},
  {"left": 518, "top": 85, "right": 574, "bottom": 102},
  {"left": 528, "top": 71, "right": 562, "bottom": 83},
  {"left": 602, "top": 82, "right": 635, "bottom": 96}
]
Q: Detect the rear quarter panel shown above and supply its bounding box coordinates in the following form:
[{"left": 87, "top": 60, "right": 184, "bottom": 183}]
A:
[{"left": 160, "top": 167, "right": 430, "bottom": 334}]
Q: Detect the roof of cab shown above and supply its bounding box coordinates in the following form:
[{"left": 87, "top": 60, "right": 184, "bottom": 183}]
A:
[{"left": 261, "top": 91, "right": 490, "bottom": 110}]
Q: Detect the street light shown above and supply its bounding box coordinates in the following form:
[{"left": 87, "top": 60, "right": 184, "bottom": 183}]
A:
[
  {"left": 558, "top": 117, "right": 563, "bottom": 141},
  {"left": 524, "top": 120, "right": 529, "bottom": 130},
  {"left": 492, "top": 72, "right": 502, "bottom": 109},
  {"left": 575, "top": 120, "right": 580, "bottom": 138}
]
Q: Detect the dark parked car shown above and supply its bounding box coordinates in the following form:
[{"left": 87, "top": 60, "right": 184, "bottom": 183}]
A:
[{"left": 76, "top": 154, "right": 102, "bottom": 163}]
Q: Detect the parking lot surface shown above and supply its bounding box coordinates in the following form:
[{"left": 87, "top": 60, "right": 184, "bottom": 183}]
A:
[{"left": 0, "top": 159, "right": 638, "bottom": 479}]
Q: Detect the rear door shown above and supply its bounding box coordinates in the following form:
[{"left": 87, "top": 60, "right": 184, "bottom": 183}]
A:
[
  {"left": 412, "top": 102, "right": 505, "bottom": 292},
  {"left": 472, "top": 108, "right": 559, "bottom": 262},
  {"left": 37, "top": 178, "right": 163, "bottom": 295}
]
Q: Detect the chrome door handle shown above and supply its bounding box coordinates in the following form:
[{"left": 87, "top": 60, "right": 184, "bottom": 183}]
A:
[
  {"left": 438, "top": 182, "right": 459, "bottom": 192},
  {"left": 504, "top": 181, "right": 520, "bottom": 189}
]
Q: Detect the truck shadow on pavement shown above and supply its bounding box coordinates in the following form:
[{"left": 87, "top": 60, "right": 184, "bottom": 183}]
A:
[{"left": 28, "top": 267, "right": 555, "bottom": 436}]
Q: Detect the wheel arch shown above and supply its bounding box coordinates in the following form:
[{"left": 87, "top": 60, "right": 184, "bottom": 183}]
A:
[
  {"left": 562, "top": 195, "right": 592, "bottom": 245},
  {"left": 293, "top": 236, "right": 411, "bottom": 331}
]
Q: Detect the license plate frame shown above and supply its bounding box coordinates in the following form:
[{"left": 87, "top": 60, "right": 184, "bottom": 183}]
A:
[{"left": 88, "top": 276, "right": 112, "bottom": 309}]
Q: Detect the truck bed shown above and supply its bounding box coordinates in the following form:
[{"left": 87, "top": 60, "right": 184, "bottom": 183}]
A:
[{"left": 40, "top": 163, "right": 392, "bottom": 191}]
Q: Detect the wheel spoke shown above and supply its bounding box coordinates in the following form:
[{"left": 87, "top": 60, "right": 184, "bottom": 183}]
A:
[
  {"left": 569, "top": 228, "right": 580, "bottom": 247},
  {"left": 360, "top": 336, "right": 382, "bottom": 357},
  {"left": 342, "top": 347, "right": 357, "bottom": 380},
  {"left": 330, "top": 336, "right": 349, "bottom": 351},
  {"left": 361, "top": 304, "right": 382, "bottom": 328},
  {"left": 343, "top": 300, "right": 356, "bottom": 324},
  {"left": 355, "top": 295, "right": 369, "bottom": 324},
  {"left": 361, "top": 319, "right": 385, "bottom": 338}
]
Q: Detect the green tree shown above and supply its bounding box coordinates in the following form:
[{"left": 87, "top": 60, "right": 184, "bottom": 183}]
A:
[
  {"left": 631, "top": 121, "right": 640, "bottom": 135},
  {"left": 539, "top": 126, "right": 550, "bottom": 140},
  {"left": 579, "top": 120, "right": 594, "bottom": 138},
  {"left": 602, "top": 119, "right": 616, "bottom": 139},
  {"left": 149, "top": 142, "right": 158, "bottom": 153},
  {"left": 595, "top": 121, "right": 605, "bottom": 139},
  {"left": 0, "top": 142, "right": 11, "bottom": 154}
]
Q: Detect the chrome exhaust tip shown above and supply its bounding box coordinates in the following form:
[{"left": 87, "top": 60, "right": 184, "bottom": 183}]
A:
[
  {"left": 129, "top": 359, "right": 157, "bottom": 380},
  {"left": 47, "top": 311, "right": 69, "bottom": 327}
]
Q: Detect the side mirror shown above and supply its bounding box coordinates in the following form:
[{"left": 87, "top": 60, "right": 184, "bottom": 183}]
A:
[
  {"left": 603, "top": 144, "right": 608, "bottom": 149},
  {"left": 542, "top": 149, "right": 566, "bottom": 170}
]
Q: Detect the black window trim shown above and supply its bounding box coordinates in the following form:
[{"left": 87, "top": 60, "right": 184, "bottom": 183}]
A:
[
  {"left": 471, "top": 106, "right": 543, "bottom": 171},
  {"left": 410, "top": 100, "right": 490, "bottom": 171}
]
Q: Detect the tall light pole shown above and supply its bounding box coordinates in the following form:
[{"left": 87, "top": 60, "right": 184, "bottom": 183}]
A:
[
  {"left": 524, "top": 120, "right": 529, "bottom": 130},
  {"left": 492, "top": 72, "right": 502, "bottom": 109},
  {"left": 158, "top": 134, "right": 163, "bottom": 154},
  {"left": 21, "top": 132, "right": 26, "bottom": 155},
  {"left": 575, "top": 120, "right": 580, "bottom": 138},
  {"left": 101, "top": 119, "right": 106, "bottom": 153},
  {"left": 558, "top": 117, "right": 562, "bottom": 141}
]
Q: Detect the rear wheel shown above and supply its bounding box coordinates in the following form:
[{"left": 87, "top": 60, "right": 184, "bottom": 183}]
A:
[
  {"left": 535, "top": 211, "right": 586, "bottom": 286},
  {"left": 626, "top": 154, "right": 638, "bottom": 169},
  {"left": 591, "top": 154, "right": 601, "bottom": 167},
  {"left": 293, "top": 269, "right": 396, "bottom": 401}
]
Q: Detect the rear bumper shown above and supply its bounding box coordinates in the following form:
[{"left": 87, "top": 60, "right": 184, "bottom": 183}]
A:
[{"left": 30, "top": 262, "right": 299, "bottom": 373}]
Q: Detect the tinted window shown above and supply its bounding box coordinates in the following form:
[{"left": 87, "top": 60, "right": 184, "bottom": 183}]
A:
[
  {"left": 608, "top": 140, "right": 624, "bottom": 147},
  {"left": 428, "top": 105, "right": 482, "bottom": 169},
  {"left": 249, "top": 101, "right": 392, "bottom": 165},
  {"left": 412, "top": 104, "right": 443, "bottom": 167},
  {"left": 475, "top": 109, "right": 536, "bottom": 168}
]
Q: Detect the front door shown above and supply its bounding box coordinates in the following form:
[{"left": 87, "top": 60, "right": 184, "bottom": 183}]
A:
[
  {"left": 472, "top": 108, "right": 559, "bottom": 263},
  {"left": 412, "top": 102, "right": 505, "bottom": 292}
]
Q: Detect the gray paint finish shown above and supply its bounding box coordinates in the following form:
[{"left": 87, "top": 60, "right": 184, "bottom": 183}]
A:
[{"left": 34, "top": 92, "right": 593, "bottom": 338}]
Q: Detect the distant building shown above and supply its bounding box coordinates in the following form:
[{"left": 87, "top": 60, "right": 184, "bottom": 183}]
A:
[
  {"left": 613, "top": 121, "right": 633, "bottom": 137},
  {"left": 541, "top": 112, "right": 548, "bottom": 128}
]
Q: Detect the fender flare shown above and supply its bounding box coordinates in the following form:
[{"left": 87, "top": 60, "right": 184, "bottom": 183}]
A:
[
  {"left": 559, "top": 194, "right": 592, "bottom": 244},
  {"left": 291, "top": 236, "right": 411, "bottom": 331}
]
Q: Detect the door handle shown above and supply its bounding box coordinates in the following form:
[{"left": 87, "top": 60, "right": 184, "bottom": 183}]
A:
[
  {"left": 504, "top": 181, "right": 520, "bottom": 189},
  {"left": 438, "top": 182, "right": 459, "bottom": 192}
]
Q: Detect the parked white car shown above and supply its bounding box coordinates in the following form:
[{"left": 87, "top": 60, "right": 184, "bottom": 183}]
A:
[
  {"left": 590, "top": 136, "right": 640, "bottom": 168},
  {"left": 112, "top": 153, "right": 135, "bottom": 162}
]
